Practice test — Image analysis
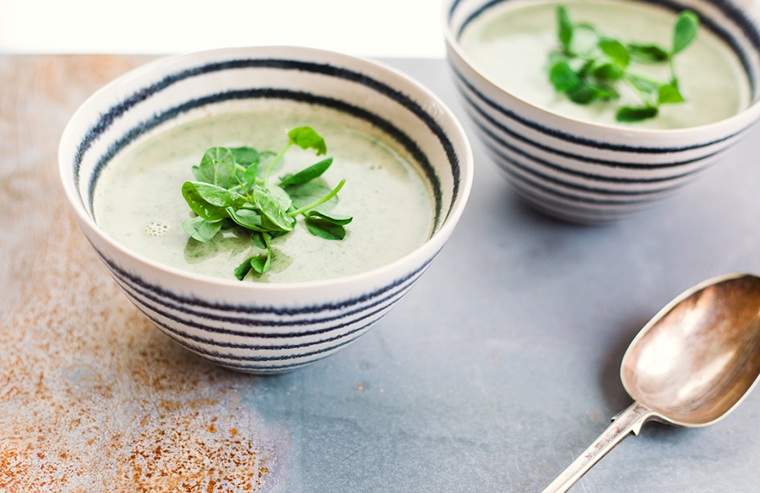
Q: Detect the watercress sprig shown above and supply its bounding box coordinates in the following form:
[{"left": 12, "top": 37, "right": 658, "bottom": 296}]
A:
[
  {"left": 547, "top": 6, "right": 700, "bottom": 122},
  {"left": 180, "top": 126, "right": 353, "bottom": 281}
]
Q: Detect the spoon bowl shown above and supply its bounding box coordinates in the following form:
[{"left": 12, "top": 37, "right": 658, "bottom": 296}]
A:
[
  {"left": 545, "top": 273, "right": 760, "bottom": 492},
  {"left": 622, "top": 274, "right": 760, "bottom": 427}
]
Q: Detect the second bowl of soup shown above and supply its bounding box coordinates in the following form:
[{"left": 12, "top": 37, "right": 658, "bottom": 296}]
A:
[{"left": 446, "top": 0, "right": 760, "bottom": 222}]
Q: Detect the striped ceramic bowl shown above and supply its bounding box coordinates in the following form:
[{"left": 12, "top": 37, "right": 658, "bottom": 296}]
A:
[
  {"left": 59, "top": 47, "right": 473, "bottom": 374},
  {"left": 445, "top": 0, "right": 760, "bottom": 223}
]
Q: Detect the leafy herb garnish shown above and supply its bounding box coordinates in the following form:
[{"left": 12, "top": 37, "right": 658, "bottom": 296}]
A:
[
  {"left": 180, "top": 126, "right": 353, "bottom": 281},
  {"left": 547, "top": 6, "right": 700, "bottom": 122}
]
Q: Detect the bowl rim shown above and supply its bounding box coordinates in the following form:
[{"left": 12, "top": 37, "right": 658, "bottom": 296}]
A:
[
  {"left": 58, "top": 45, "right": 474, "bottom": 292},
  {"left": 441, "top": 0, "right": 760, "bottom": 138}
]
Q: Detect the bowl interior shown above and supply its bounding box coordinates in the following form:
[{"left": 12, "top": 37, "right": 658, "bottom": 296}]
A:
[{"left": 59, "top": 47, "right": 472, "bottom": 286}]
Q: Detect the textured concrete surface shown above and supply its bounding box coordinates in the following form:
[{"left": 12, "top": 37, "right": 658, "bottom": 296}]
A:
[{"left": 1, "top": 56, "right": 759, "bottom": 492}]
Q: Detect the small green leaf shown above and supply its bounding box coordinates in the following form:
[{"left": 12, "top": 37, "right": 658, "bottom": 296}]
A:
[
  {"left": 627, "top": 74, "right": 660, "bottom": 94},
  {"left": 193, "top": 147, "right": 238, "bottom": 188},
  {"left": 598, "top": 38, "right": 630, "bottom": 68},
  {"left": 230, "top": 146, "right": 259, "bottom": 166},
  {"left": 592, "top": 63, "right": 625, "bottom": 81},
  {"left": 628, "top": 43, "right": 670, "bottom": 63},
  {"left": 284, "top": 180, "right": 336, "bottom": 210},
  {"left": 252, "top": 232, "right": 267, "bottom": 249},
  {"left": 549, "top": 61, "right": 581, "bottom": 92},
  {"left": 253, "top": 188, "right": 296, "bottom": 232},
  {"left": 557, "top": 6, "right": 574, "bottom": 54},
  {"left": 181, "top": 216, "right": 222, "bottom": 243},
  {"left": 616, "top": 106, "right": 659, "bottom": 122},
  {"left": 567, "top": 83, "right": 598, "bottom": 104},
  {"left": 305, "top": 210, "right": 353, "bottom": 225},
  {"left": 226, "top": 207, "right": 263, "bottom": 230},
  {"left": 181, "top": 181, "right": 234, "bottom": 220},
  {"left": 234, "top": 256, "right": 254, "bottom": 280},
  {"left": 288, "top": 127, "right": 327, "bottom": 155},
  {"left": 577, "top": 59, "right": 596, "bottom": 78},
  {"left": 594, "top": 84, "right": 620, "bottom": 101},
  {"left": 269, "top": 185, "right": 293, "bottom": 211},
  {"left": 673, "top": 11, "right": 699, "bottom": 54},
  {"left": 250, "top": 250, "right": 272, "bottom": 274},
  {"left": 304, "top": 216, "right": 347, "bottom": 240},
  {"left": 279, "top": 157, "right": 333, "bottom": 187},
  {"left": 657, "top": 82, "right": 685, "bottom": 104},
  {"left": 238, "top": 162, "right": 260, "bottom": 190}
]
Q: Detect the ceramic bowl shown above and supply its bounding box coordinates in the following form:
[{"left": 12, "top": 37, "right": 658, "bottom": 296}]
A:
[
  {"left": 59, "top": 47, "right": 473, "bottom": 374},
  {"left": 444, "top": 0, "right": 760, "bottom": 223}
]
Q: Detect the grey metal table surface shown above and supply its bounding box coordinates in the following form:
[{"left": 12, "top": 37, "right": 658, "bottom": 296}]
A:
[
  {"left": 1, "top": 56, "right": 758, "bottom": 492},
  {"left": 253, "top": 58, "right": 760, "bottom": 492}
]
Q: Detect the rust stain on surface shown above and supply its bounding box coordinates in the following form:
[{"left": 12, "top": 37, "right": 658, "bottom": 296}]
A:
[{"left": 0, "top": 55, "right": 275, "bottom": 492}]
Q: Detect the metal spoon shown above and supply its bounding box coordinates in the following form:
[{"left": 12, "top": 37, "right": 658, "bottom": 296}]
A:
[{"left": 544, "top": 273, "right": 760, "bottom": 493}]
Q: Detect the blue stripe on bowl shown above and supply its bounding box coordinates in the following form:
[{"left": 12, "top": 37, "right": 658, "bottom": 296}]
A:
[
  {"left": 456, "top": 80, "right": 728, "bottom": 171},
  {"left": 141, "top": 307, "right": 385, "bottom": 351},
  {"left": 501, "top": 167, "right": 655, "bottom": 213},
  {"left": 73, "top": 58, "right": 461, "bottom": 223},
  {"left": 480, "top": 140, "right": 693, "bottom": 198},
  {"left": 108, "top": 258, "right": 425, "bottom": 326},
  {"left": 164, "top": 327, "right": 368, "bottom": 363},
  {"left": 93, "top": 245, "right": 438, "bottom": 315},
  {"left": 452, "top": 0, "right": 760, "bottom": 92},
  {"left": 119, "top": 278, "right": 407, "bottom": 338},
  {"left": 470, "top": 112, "right": 710, "bottom": 188},
  {"left": 495, "top": 164, "right": 655, "bottom": 206},
  {"left": 108, "top": 265, "right": 420, "bottom": 337},
  {"left": 451, "top": 66, "right": 749, "bottom": 153}
]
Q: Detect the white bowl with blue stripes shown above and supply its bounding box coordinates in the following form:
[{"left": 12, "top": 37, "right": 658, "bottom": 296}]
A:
[
  {"left": 445, "top": 0, "right": 760, "bottom": 223},
  {"left": 58, "top": 47, "right": 473, "bottom": 374}
]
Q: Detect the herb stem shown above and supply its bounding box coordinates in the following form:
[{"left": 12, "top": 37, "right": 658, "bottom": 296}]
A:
[{"left": 288, "top": 179, "right": 346, "bottom": 216}]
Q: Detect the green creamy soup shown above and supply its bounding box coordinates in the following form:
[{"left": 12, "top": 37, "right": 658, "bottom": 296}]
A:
[
  {"left": 94, "top": 103, "right": 435, "bottom": 283},
  {"left": 459, "top": 0, "right": 751, "bottom": 129}
]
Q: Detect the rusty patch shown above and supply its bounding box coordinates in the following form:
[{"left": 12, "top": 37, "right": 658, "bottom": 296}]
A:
[{"left": 0, "top": 56, "right": 275, "bottom": 492}]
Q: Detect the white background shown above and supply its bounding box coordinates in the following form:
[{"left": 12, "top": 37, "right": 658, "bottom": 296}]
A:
[{"left": 0, "top": 0, "right": 445, "bottom": 57}]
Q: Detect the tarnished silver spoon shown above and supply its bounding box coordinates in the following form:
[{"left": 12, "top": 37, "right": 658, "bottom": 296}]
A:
[{"left": 544, "top": 273, "right": 760, "bottom": 493}]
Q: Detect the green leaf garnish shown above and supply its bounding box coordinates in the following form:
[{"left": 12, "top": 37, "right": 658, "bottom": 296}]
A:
[
  {"left": 304, "top": 216, "right": 347, "bottom": 240},
  {"left": 180, "top": 127, "right": 351, "bottom": 281},
  {"left": 192, "top": 147, "right": 238, "bottom": 188},
  {"left": 283, "top": 180, "right": 337, "bottom": 210},
  {"left": 548, "top": 6, "right": 699, "bottom": 124},
  {"left": 181, "top": 216, "right": 222, "bottom": 243},
  {"left": 226, "top": 207, "right": 263, "bottom": 230},
  {"left": 279, "top": 157, "right": 333, "bottom": 187},
  {"left": 181, "top": 181, "right": 236, "bottom": 220},
  {"left": 592, "top": 63, "right": 625, "bottom": 81},
  {"left": 657, "top": 82, "right": 685, "bottom": 105},
  {"left": 288, "top": 126, "right": 327, "bottom": 155},
  {"left": 549, "top": 60, "right": 581, "bottom": 92},
  {"left": 234, "top": 256, "right": 254, "bottom": 280},
  {"left": 616, "top": 105, "right": 659, "bottom": 122},
  {"left": 230, "top": 146, "right": 260, "bottom": 166},
  {"left": 598, "top": 38, "right": 630, "bottom": 68},
  {"left": 673, "top": 11, "right": 699, "bottom": 54},
  {"left": 557, "top": 6, "right": 574, "bottom": 54},
  {"left": 250, "top": 251, "right": 272, "bottom": 274},
  {"left": 628, "top": 43, "right": 670, "bottom": 63},
  {"left": 626, "top": 74, "right": 660, "bottom": 94}
]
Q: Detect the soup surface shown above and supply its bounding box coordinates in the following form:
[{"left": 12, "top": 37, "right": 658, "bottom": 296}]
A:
[
  {"left": 459, "top": 0, "right": 751, "bottom": 129},
  {"left": 94, "top": 102, "right": 435, "bottom": 283}
]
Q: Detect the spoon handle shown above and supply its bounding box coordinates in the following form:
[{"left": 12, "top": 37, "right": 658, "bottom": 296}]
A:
[{"left": 543, "top": 402, "right": 654, "bottom": 493}]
